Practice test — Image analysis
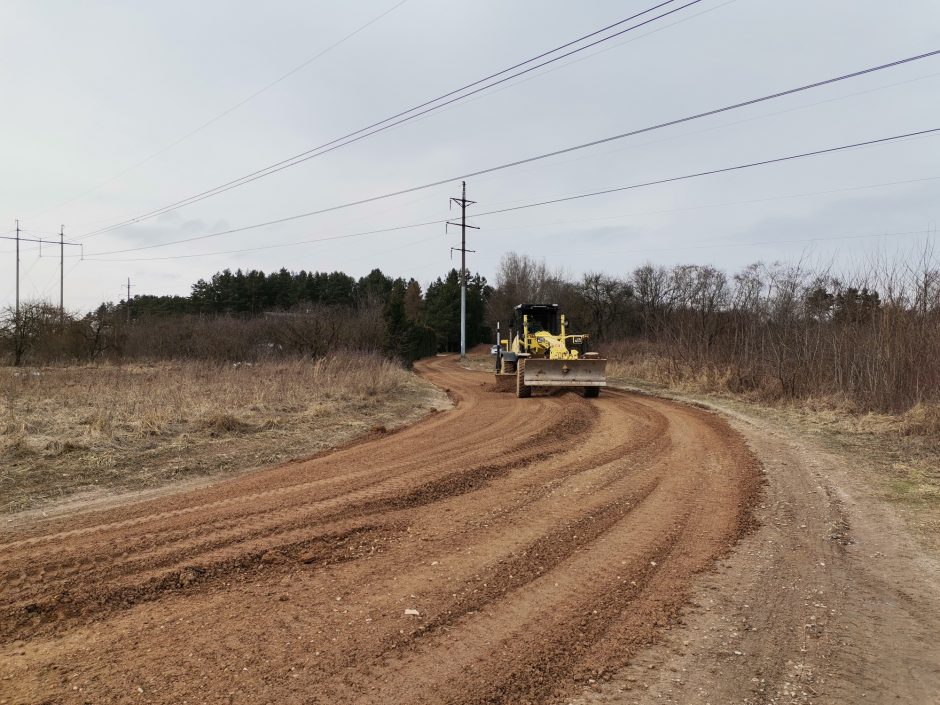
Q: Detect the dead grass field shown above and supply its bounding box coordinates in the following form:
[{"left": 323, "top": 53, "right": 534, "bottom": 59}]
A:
[{"left": 0, "top": 355, "right": 450, "bottom": 514}]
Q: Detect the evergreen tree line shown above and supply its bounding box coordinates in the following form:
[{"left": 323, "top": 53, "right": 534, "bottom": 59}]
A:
[{"left": 0, "top": 267, "right": 492, "bottom": 365}]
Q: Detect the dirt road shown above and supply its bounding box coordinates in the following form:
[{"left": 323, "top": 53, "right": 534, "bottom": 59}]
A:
[{"left": 1, "top": 356, "right": 936, "bottom": 704}]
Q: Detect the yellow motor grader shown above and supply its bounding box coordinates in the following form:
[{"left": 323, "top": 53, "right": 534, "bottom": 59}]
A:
[{"left": 494, "top": 303, "right": 606, "bottom": 398}]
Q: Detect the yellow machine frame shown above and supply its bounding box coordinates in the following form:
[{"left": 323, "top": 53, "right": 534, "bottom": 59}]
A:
[
  {"left": 495, "top": 305, "right": 606, "bottom": 398},
  {"left": 503, "top": 313, "right": 584, "bottom": 360}
]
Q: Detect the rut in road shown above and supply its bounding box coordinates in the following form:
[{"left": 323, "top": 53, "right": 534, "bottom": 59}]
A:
[{"left": 0, "top": 355, "right": 760, "bottom": 705}]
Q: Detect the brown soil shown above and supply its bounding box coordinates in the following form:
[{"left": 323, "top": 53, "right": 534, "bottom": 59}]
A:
[
  {"left": 572, "top": 394, "right": 940, "bottom": 705},
  {"left": 0, "top": 356, "right": 934, "bottom": 704}
]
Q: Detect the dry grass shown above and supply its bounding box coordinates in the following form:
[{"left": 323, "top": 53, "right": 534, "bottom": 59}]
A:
[
  {"left": 0, "top": 355, "right": 449, "bottom": 513},
  {"left": 606, "top": 348, "right": 680, "bottom": 389},
  {"left": 606, "top": 346, "right": 940, "bottom": 548},
  {"left": 605, "top": 340, "right": 769, "bottom": 399},
  {"left": 460, "top": 347, "right": 498, "bottom": 373},
  {"left": 738, "top": 400, "right": 940, "bottom": 550}
]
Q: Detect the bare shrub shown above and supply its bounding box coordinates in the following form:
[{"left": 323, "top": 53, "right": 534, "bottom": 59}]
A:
[
  {"left": 899, "top": 403, "right": 940, "bottom": 437},
  {"left": 606, "top": 247, "right": 940, "bottom": 414},
  {"left": 487, "top": 253, "right": 583, "bottom": 328},
  {"left": 0, "top": 301, "right": 385, "bottom": 366}
]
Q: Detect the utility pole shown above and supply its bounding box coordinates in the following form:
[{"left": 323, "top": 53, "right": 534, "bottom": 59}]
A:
[
  {"left": 126, "top": 277, "right": 133, "bottom": 324},
  {"left": 447, "top": 181, "right": 478, "bottom": 358},
  {"left": 59, "top": 225, "right": 65, "bottom": 327},
  {"left": 2, "top": 223, "right": 81, "bottom": 348},
  {"left": 14, "top": 219, "right": 20, "bottom": 328}
]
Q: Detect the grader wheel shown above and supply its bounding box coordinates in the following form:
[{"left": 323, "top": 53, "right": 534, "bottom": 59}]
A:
[{"left": 516, "top": 360, "right": 531, "bottom": 398}]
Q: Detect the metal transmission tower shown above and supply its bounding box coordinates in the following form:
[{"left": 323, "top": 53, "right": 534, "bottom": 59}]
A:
[
  {"left": 59, "top": 226, "right": 65, "bottom": 326},
  {"left": 15, "top": 220, "right": 19, "bottom": 326},
  {"left": 447, "top": 181, "right": 478, "bottom": 358}
]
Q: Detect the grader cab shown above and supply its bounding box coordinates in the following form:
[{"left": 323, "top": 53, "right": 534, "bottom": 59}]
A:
[{"left": 494, "top": 304, "right": 606, "bottom": 398}]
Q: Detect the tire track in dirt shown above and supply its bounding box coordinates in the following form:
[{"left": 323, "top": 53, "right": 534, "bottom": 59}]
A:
[
  {"left": 0, "top": 356, "right": 760, "bottom": 705},
  {"left": 570, "top": 394, "right": 940, "bottom": 705},
  {"left": 0, "top": 386, "right": 660, "bottom": 616},
  {"left": 0, "top": 406, "right": 602, "bottom": 640},
  {"left": 0, "top": 395, "right": 563, "bottom": 550}
]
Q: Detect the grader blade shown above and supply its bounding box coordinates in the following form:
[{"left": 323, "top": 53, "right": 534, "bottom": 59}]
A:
[{"left": 522, "top": 358, "right": 607, "bottom": 387}]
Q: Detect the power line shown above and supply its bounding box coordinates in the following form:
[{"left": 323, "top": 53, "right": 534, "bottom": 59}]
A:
[
  {"left": 537, "top": 227, "right": 940, "bottom": 258},
  {"left": 482, "top": 175, "right": 940, "bottom": 232},
  {"left": 0, "top": 234, "right": 80, "bottom": 245},
  {"left": 81, "top": 219, "right": 447, "bottom": 261},
  {"left": 3, "top": 224, "right": 82, "bottom": 328},
  {"left": 19, "top": 63, "right": 930, "bottom": 261},
  {"left": 77, "top": 47, "right": 940, "bottom": 251},
  {"left": 470, "top": 69, "right": 940, "bottom": 201},
  {"left": 419, "top": 0, "right": 738, "bottom": 137},
  {"left": 463, "top": 226, "right": 939, "bottom": 264},
  {"left": 76, "top": 0, "right": 707, "bottom": 239},
  {"left": 78, "top": 127, "right": 940, "bottom": 262},
  {"left": 80, "top": 225, "right": 940, "bottom": 266},
  {"left": 80, "top": 122, "right": 940, "bottom": 259},
  {"left": 467, "top": 128, "right": 940, "bottom": 219},
  {"left": 27, "top": 0, "right": 412, "bottom": 222},
  {"left": 37, "top": 258, "right": 84, "bottom": 304}
]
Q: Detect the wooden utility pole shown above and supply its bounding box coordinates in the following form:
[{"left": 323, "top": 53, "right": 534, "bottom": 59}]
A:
[
  {"left": 126, "top": 277, "right": 132, "bottom": 324},
  {"left": 447, "top": 181, "right": 478, "bottom": 359}
]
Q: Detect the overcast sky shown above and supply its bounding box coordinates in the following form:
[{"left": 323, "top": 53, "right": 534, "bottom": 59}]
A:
[{"left": 1, "top": 0, "right": 939, "bottom": 312}]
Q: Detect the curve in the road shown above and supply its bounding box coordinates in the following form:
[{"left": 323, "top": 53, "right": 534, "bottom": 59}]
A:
[{"left": 0, "top": 355, "right": 760, "bottom": 705}]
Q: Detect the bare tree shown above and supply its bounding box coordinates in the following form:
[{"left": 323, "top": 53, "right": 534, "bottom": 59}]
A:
[
  {"left": 487, "top": 252, "right": 570, "bottom": 327},
  {"left": 0, "top": 300, "right": 64, "bottom": 365},
  {"left": 581, "top": 272, "right": 634, "bottom": 340},
  {"left": 632, "top": 263, "right": 672, "bottom": 338}
]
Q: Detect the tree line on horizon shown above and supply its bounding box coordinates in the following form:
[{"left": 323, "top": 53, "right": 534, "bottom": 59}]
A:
[
  {"left": 0, "top": 266, "right": 493, "bottom": 366},
  {"left": 3, "top": 250, "right": 940, "bottom": 413}
]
